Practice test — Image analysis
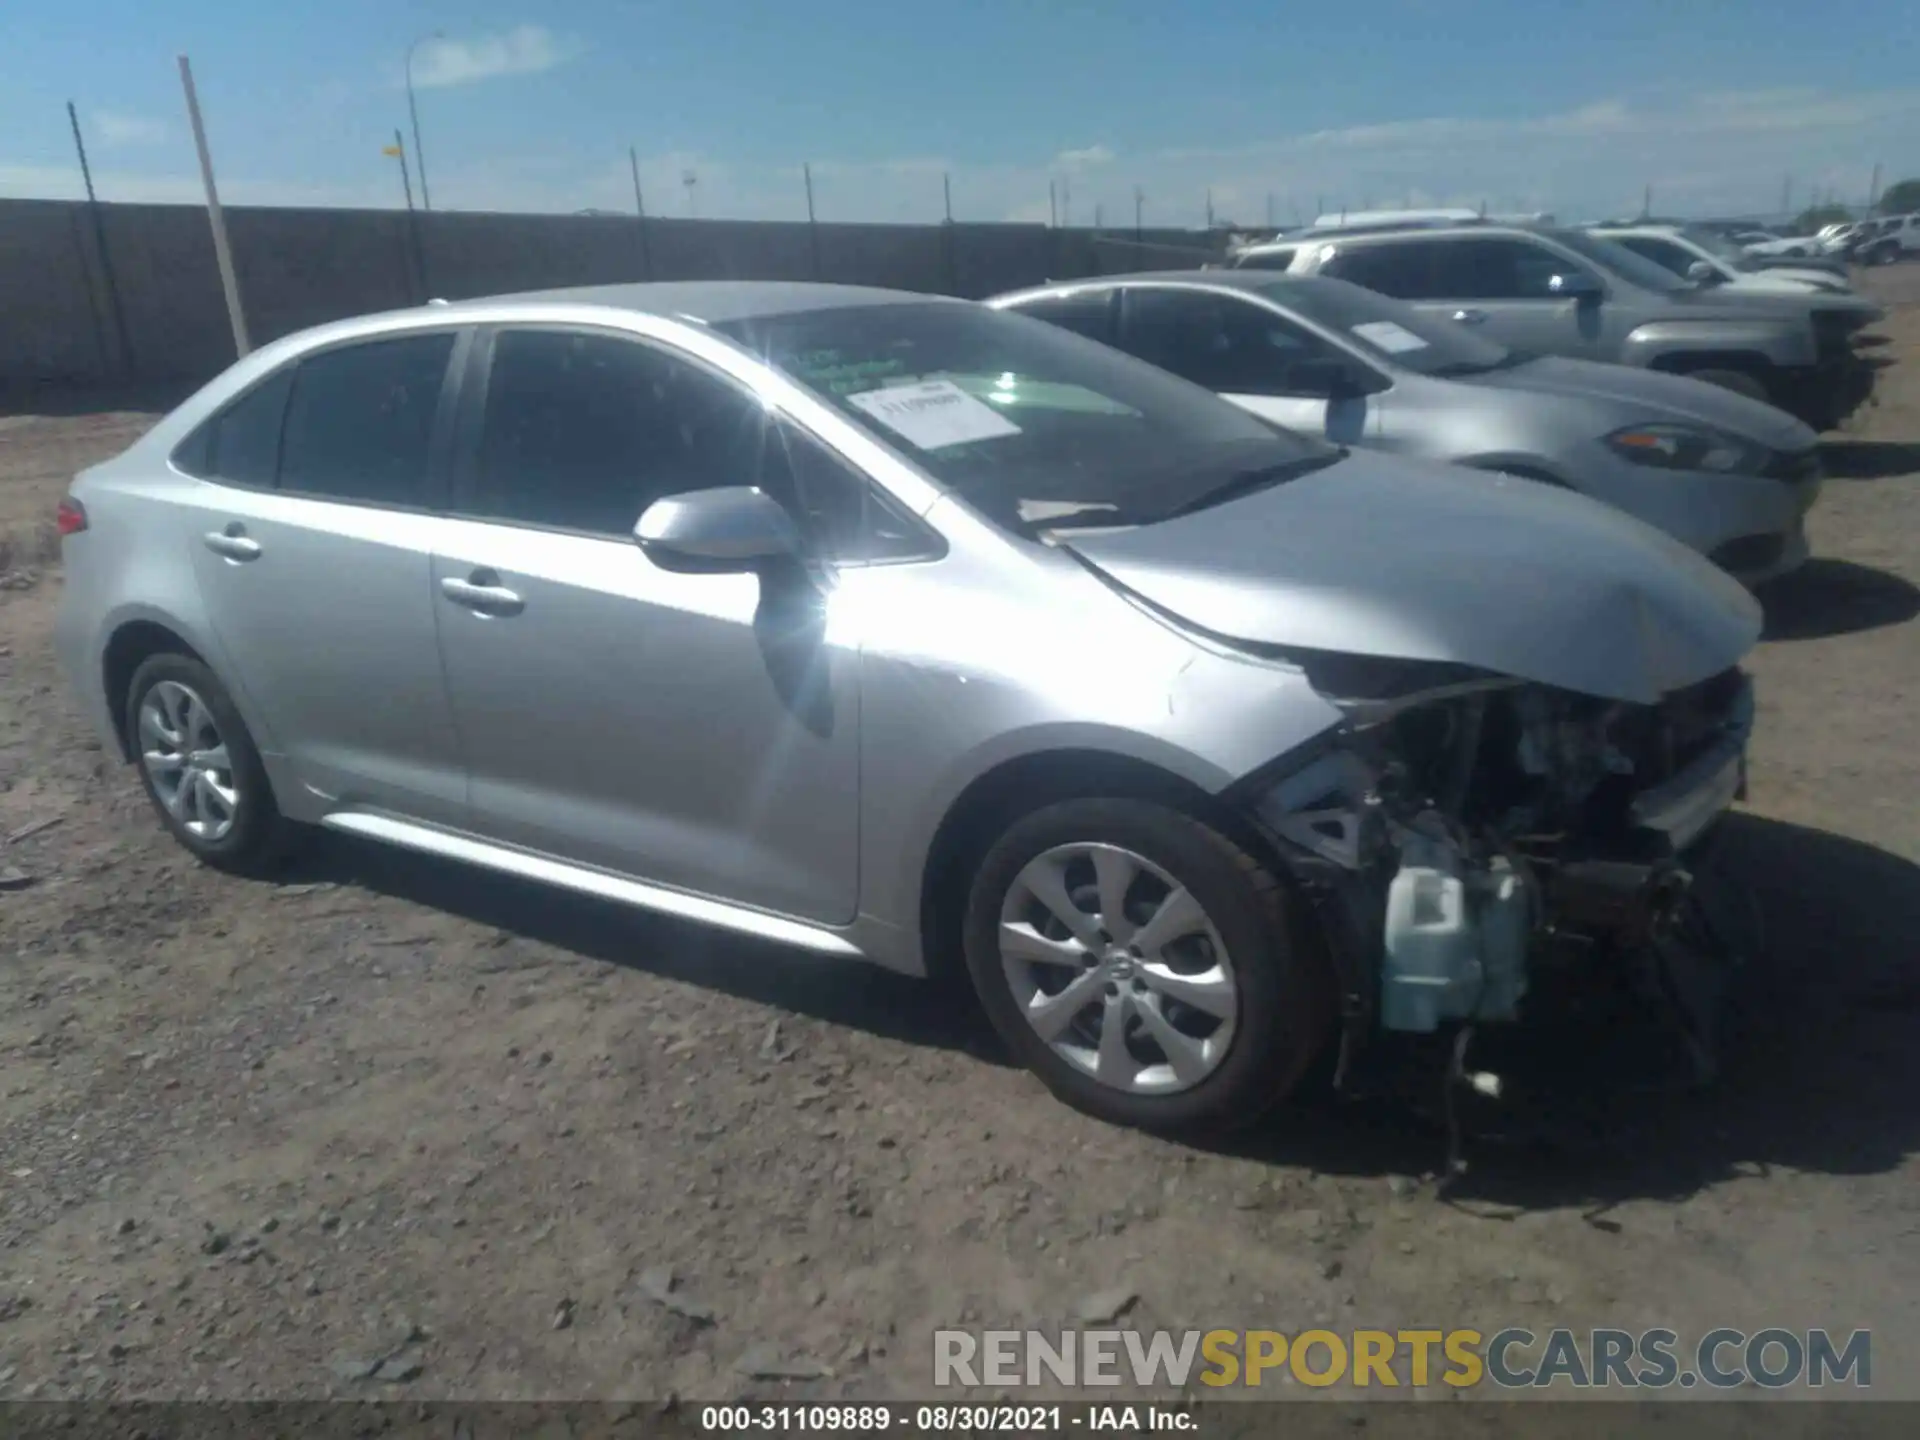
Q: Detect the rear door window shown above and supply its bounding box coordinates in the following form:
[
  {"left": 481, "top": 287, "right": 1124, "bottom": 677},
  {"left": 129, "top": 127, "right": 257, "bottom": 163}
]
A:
[
  {"left": 177, "top": 367, "right": 295, "bottom": 486},
  {"left": 278, "top": 333, "right": 457, "bottom": 507}
]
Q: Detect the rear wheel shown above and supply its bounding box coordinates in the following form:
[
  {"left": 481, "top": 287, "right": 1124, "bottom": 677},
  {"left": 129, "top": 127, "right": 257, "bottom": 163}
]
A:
[
  {"left": 125, "top": 653, "right": 301, "bottom": 877},
  {"left": 962, "top": 797, "right": 1332, "bottom": 1136}
]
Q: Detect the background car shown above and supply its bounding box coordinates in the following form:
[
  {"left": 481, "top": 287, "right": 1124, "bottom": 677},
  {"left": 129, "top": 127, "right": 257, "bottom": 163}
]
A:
[
  {"left": 991, "top": 271, "right": 1824, "bottom": 585},
  {"left": 55, "top": 281, "right": 1760, "bottom": 1137},
  {"left": 1272, "top": 220, "right": 1883, "bottom": 429},
  {"left": 1588, "top": 223, "right": 1854, "bottom": 294}
]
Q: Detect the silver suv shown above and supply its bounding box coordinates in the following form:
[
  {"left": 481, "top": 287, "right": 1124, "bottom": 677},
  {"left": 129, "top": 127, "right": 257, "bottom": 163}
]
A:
[
  {"left": 55, "top": 282, "right": 1760, "bottom": 1135},
  {"left": 1260, "top": 222, "right": 1883, "bottom": 429}
]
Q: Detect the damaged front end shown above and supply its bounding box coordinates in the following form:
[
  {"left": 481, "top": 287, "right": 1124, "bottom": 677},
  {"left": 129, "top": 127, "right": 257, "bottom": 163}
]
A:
[{"left": 1242, "top": 648, "right": 1754, "bottom": 1117}]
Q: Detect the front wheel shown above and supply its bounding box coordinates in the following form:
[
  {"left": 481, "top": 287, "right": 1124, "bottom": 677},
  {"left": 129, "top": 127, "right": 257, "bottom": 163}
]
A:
[{"left": 962, "top": 798, "right": 1333, "bottom": 1136}]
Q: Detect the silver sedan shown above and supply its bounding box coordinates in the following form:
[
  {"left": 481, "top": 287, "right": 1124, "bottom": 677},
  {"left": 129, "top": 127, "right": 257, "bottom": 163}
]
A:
[
  {"left": 56, "top": 282, "right": 1759, "bottom": 1136},
  {"left": 990, "top": 272, "right": 1823, "bottom": 585}
]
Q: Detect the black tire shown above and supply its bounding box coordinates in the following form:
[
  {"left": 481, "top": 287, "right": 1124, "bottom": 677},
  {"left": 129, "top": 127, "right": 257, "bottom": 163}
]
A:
[
  {"left": 962, "top": 797, "right": 1333, "bottom": 1136},
  {"left": 1683, "top": 368, "right": 1772, "bottom": 404},
  {"left": 124, "top": 652, "right": 301, "bottom": 877}
]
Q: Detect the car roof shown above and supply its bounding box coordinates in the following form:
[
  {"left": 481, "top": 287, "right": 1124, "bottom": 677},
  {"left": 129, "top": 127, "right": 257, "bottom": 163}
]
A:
[
  {"left": 999, "top": 270, "right": 1360, "bottom": 307},
  {"left": 441, "top": 280, "right": 949, "bottom": 325}
]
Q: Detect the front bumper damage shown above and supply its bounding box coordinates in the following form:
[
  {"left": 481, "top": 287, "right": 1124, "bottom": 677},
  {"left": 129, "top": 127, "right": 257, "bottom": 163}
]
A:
[{"left": 1243, "top": 661, "right": 1756, "bottom": 1150}]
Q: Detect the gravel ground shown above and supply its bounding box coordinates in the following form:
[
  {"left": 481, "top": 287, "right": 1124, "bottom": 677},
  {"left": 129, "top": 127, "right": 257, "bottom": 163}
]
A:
[{"left": 1, "top": 272, "right": 1918, "bottom": 1405}]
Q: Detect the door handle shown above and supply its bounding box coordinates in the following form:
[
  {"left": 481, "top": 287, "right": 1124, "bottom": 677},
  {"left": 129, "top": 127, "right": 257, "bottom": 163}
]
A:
[
  {"left": 1452, "top": 308, "right": 1489, "bottom": 325},
  {"left": 202, "top": 525, "right": 262, "bottom": 562},
  {"left": 439, "top": 571, "right": 525, "bottom": 617}
]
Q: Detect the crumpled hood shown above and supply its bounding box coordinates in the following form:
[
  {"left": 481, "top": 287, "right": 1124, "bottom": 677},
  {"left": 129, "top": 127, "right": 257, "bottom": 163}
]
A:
[
  {"left": 1063, "top": 449, "right": 1762, "bottom": 706},
  {"left": 1466, "top": 355, "right": 1818, "bottom": 452}
]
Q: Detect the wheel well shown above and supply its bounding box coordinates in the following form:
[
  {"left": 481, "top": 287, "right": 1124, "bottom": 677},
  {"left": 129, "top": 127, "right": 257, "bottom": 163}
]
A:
[
  {"left": 101, "top": 621, "right": 206, "bottom": 761},
  {"left": 1464, "top": 460, "right": 1567, "bottom": 487},
  {"left": 916, "top": 749, "right": 1250, "bottom": 987},
  {"left": 1650, "top": 351, "right": 1776, "bottom": 385}
]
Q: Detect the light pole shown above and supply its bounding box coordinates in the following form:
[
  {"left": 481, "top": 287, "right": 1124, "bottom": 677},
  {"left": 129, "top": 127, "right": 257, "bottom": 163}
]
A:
[{"left": 405, "top": 31, "right": 442, "bottom": 212}]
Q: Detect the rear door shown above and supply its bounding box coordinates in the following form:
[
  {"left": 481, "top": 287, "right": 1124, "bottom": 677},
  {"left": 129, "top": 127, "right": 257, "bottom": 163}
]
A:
[
  {"left": 1111, "top": 286, "right": 1384, "bottom": 445},
  {"left": 430, "top": 323, "right": 896, "bottom": 925},
  {"left": 181, "top": 329, "right": 469, "bottom": 825}
]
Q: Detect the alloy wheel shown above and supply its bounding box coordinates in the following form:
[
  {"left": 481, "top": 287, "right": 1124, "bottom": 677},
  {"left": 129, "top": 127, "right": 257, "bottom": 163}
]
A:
[
  {"left": 997, "top": 842, "right": 1239, "bottom": 1094},
  {"left": 137, "top": 679, "right": 240, "bottom": 843}
]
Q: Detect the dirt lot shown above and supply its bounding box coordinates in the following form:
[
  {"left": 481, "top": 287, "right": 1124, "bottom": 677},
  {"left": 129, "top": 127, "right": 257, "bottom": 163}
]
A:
[{"left": 2, "top": 275, "right": 1919, "bottom": 1406}]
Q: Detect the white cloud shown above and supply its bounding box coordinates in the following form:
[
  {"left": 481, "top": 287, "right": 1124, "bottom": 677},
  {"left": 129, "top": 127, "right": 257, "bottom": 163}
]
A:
[
  {"left": 1055, "top": 144, "right": 1114, "bottom": 168},
  {"left": 409, "top": 26, "right": 581, "bottom": 90},
  {"left": 93, "top": 112, "right": 169, "bottom": 148},
  {"left": 6, "top": 84, "right": 1916, "bottom": 229}
]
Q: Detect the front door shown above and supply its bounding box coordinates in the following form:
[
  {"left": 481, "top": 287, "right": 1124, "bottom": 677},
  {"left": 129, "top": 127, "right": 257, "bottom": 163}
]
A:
[
  {"left": 430, "top": 325, "right": 862, "bottom": 925},
  {"left": 183, "top": 330, "right": 469, "bottom": 826}
]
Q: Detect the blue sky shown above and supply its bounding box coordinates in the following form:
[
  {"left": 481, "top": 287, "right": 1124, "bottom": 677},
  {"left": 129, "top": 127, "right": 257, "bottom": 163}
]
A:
[{"left": 2, "top": 0, "right": 1916, "bottom": 226}]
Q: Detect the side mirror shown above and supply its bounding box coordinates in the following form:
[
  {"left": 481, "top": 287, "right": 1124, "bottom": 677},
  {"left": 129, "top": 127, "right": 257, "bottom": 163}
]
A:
[
  {"left": 1685, "top": 259, "right": 1717, "bottom": 283},
  {"left": 1548, "top": 269, "right": 1602, "bottom": 301},
  {"left": 1288, "top": 358, "right": 1363, "bottom": 399},
  {"left": 634, "top": 486, "right": 801, "bottom": 574}
]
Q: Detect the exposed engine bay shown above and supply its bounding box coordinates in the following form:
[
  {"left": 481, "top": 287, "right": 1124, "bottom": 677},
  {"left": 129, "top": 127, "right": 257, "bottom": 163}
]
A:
[{"left": 1246, "top": 652, "right": 1755, "bottom": 1151}]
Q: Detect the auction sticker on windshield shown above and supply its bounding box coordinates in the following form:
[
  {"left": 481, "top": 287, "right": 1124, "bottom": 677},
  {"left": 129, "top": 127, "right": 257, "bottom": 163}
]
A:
[
  {"left": 846, "top": 378, "right": 1023, "bottom": 449},
  {"left": 1350, "top": 320, "right": 1429, "bottom": 354}
]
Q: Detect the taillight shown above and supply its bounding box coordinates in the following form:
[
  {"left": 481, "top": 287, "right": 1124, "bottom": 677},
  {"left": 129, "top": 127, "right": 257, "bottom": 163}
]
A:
[{"left": 56, "top": 497, "right": 88, "bottom": 536}]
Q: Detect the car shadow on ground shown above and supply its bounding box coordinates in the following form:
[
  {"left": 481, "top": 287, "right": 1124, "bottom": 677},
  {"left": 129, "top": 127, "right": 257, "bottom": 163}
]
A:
[
  {"left": 287, "top": 831, "right": 997, "bottom": 1059},
  {"left": 1759, "top": 558, "right": 1920, "bottom": 640},
  {"left": 1224, "top": 813, "right": 1920, "bottom": 1210},
  {"left": 1820, "top": 438, "right": 1920, "bottom": 479}
]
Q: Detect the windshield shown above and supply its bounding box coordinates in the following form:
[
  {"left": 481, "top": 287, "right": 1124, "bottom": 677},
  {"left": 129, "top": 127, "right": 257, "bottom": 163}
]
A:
[
  {"left": 717, "top": 301, "right": 1336, "bottom": 533},
  {"left": 1547, "top": 228, "right": 1693, "bottom": 292},
  {"left": 1253, "top": 275, "right": 1515, "bottom": 376}
]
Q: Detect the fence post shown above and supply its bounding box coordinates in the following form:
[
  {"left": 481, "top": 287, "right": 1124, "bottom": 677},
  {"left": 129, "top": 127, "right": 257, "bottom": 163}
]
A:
[{"left": 67, "top": 101, "right": 134, "bottom": 378}]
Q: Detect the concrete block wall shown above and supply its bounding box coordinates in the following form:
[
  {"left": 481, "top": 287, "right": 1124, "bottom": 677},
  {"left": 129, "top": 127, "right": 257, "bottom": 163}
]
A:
[{"left": 0, "top": 197, "right": 1223, "bottom": 387}]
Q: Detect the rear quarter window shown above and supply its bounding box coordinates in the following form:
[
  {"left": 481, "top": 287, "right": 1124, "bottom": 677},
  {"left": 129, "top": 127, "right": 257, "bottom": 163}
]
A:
[{"left": 172, "top": 367, "right": 295, "bottom": 487}]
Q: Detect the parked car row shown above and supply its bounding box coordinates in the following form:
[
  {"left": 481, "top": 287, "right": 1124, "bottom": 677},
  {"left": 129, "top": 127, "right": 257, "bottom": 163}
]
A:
[
  {"left": 52, "top": 261, "right": 1837, "bottom": 1137},
  {"left": 1225, "top": 216, "right": 1883, "bottom": 432}
]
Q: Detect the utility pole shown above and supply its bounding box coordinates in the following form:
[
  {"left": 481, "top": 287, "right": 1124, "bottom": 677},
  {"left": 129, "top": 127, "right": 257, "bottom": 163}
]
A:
[
  {"left": 629, "top": 145, "right": 653, "bottom": 279},
  {"left": 386, "top": 130, "right": 426, "bottom": 300},
  {"left": 804, "top": 162, "right": 820, "bottom": 278},
  {"left": 1048, "top": 180, "right": 1057, "bottom": 228},
  {"left": 66, "top": 100, "right": 132, "bottom": 374},
  {"left": 1205, "top": 187, "right": 1214, "bottom": 231},
  {"left": 942, "top": 171, "right": 956, "bottom": 292},
  {"left": 1781, "top": 174, "right": 1793, "bottom": 223},
  {"left": 683, "top": 169, "right": 698, "bottom": 217},
  {"left": 177, "top": 54, "right": 249, "bottom": 358},
  {"left": 1060, "top": 176, "right": 1071, "bottom": 227},
  {"left": 405, "top": 32, "right": 442, "bottom": 211},
  {"left": 1641, "top": 183, "right": 1652, "bottom": 220},
  {"left": 1868, "top": 162, "right": 1883, "bottom": 212}
]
